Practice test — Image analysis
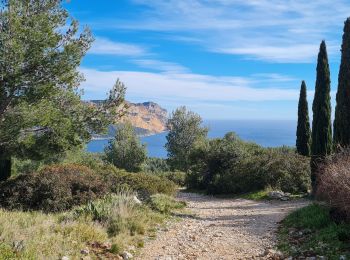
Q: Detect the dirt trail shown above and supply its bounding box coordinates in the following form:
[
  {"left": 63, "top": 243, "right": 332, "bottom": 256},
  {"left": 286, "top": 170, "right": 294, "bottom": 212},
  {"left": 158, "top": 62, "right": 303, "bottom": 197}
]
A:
[{"left": 137, "top": 192, "right": 309, "bottom": 260}]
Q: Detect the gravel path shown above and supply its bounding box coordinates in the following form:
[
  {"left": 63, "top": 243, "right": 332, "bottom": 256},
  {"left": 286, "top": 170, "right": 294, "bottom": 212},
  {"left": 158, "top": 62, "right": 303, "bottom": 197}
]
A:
[{"left": 137, "top": 192, "right": 309, "bottom": 260}]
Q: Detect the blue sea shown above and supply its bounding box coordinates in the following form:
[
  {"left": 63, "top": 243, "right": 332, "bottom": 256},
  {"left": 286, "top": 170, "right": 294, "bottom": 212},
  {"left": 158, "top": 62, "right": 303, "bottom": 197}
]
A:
[{"left": 87, "top": 120, "right": 297, "bottom": 158}]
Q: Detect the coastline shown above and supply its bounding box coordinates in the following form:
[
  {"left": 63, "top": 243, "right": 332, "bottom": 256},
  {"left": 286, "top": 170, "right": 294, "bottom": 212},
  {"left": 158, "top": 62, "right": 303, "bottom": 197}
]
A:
[{"left": 91, "top": 130, "right": 167, "bottom": 141}]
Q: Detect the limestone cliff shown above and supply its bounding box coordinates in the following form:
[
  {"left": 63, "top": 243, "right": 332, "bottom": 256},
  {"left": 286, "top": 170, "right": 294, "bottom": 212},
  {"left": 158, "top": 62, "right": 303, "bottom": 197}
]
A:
[
  {"left": 89, "top": 100, "right": 168, "bottom": 136},
  {"left": 121, "top": 101, "right": 168, "bottom": 135}
]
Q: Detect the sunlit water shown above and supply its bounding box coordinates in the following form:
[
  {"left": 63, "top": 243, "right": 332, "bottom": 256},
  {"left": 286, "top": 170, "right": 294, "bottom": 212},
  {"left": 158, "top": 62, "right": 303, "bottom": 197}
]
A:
[{"left": 87, "top": 120, "right": 297, "bottom": 158}]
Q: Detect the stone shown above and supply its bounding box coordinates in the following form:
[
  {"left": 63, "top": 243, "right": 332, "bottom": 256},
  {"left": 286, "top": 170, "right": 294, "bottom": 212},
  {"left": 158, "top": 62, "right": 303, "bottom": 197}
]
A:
[
  {"left": 268, "top": 191, "right": 285, "bottom": 199},
  {"left": 122, "top": 251, "right": 133, "bottom": 259},
  {"left": 264, "top": 249, "right": 284, "bottom": 259},
  {"left": 133, "top": 196, "right": 142, "bottom": 204},
  {"left": 80, "top": 248, "right": 89, "bottom": 255},
  {"left": 61, "top": 257, "right": 69, "bottom": 260}
]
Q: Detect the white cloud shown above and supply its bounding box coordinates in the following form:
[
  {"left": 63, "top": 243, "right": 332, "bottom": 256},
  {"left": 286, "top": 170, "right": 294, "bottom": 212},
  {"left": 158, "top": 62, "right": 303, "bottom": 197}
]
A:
[
  {"left": 131, "top": 59, "right": 189, "bottom": 73},
  {"left": 80, "top": 68, "right": 299, "bottom": 103},
  {"left": 100, "top": 0, "right": 350, "bottom": 62},
  {"left": 89, "top": 37, "right": 147, "bottom": 56}
]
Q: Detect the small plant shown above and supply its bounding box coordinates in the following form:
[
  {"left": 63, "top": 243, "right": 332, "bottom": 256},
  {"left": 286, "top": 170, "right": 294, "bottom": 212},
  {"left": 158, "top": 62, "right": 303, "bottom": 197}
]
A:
[
  {"left": 149, "top": 194, "right": 186, "bottom": 214},
  {"left": 110, "top": 243, "right": 121, "bottom": 254},
  {"left": 278, "top": 204, "right": 350, "bottom": 258}
]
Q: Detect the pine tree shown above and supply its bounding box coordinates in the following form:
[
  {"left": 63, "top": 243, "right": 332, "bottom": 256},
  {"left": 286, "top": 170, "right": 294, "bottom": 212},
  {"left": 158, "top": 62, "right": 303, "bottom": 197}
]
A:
[
  {"left": 296, "top": 81, "right": 311, "bottom": 156},
  {"left": 311, "top": 41, "right": 332, "bottom": 192},
  {"left": 334, "top": 18, "right": 350, "bottom": 148}
]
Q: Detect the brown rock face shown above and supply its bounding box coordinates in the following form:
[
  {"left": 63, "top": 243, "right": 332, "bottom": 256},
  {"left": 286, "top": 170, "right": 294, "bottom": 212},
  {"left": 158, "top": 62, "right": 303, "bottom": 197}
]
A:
[
  {"left": 88, "top": 100, "right": 168, "bottom": 136},
  {"left": 121, "top": 102, "right": 168, "bottom": 135}
]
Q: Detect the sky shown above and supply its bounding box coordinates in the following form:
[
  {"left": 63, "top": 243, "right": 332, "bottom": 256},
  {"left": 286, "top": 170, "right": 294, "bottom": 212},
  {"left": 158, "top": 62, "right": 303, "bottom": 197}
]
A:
[{"left": 64, "top": 0, "right": 350, "bottom": 120}]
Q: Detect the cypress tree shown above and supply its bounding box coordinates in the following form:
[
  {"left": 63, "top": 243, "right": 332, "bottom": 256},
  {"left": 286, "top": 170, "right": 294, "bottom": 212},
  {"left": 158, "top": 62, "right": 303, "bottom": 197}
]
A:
[
  {"left": 296, "top": 81, "right": 311, "bottom": 156},
  {"left": 334, "top": 18, "right": 350, "bottom": 148},
  {"left": 311, "top": 41, "right": 332, "bottom": 192}
]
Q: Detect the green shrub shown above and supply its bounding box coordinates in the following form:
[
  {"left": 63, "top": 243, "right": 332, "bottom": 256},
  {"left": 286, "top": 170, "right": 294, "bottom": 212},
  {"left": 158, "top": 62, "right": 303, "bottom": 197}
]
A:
[
  {"left": 99, "top": 166, "right": 178, "bottom": 198},
  {"left": 278, "top": 204, "right": 350, "bottom": 258},
  {"left": 143, "top": 157, "right": 170, "bottom": 173},
  {"left": 149, "top": 194, "right": 186, "bottom": 214},
  {"left": 104, "top": 123, "right": 147, "bottom": 172},
  {"left": 187, "top": 132, "right": 311, "bottom": 194},
  {"left": 0, "top": 164, "right": 108, "bottom": 212}
]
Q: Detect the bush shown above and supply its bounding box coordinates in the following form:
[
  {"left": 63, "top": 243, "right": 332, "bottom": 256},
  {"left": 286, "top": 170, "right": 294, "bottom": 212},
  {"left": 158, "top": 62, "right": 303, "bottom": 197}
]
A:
[
  {"left": 143, "top": 157, "right": 170, "bottom": 173},
  {"left": 278, "top": 204, "right": 350, "bottom": 258},
  {"left": 0, "top": 164, "right": 108, "bottom": 212},
  {"left": 97, "top": 165, "right": 178, "bottom": 198},
  {"left": 104, "top": 123, "right": 147, "bottom": 172},
  {"left": 148, "top": 194, "right": 186, "bottom": 214},
  {"left": 317, "top": 149, "right": 350, "bottom": 221},
  {"left": 187, "top": 132, "right": 311, "bottom": 194}
]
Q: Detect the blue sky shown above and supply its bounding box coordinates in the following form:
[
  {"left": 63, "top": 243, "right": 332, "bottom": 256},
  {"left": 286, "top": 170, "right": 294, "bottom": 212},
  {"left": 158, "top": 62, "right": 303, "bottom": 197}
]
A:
[{"left": 65, "top": 0, "right": 350, "bottom": 120}]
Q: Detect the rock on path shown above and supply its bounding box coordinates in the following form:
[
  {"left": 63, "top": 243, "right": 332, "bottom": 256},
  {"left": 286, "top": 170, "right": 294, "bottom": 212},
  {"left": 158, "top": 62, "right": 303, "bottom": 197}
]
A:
[{"left": 137, "top": 192, "right": 309, "bottom": 260}]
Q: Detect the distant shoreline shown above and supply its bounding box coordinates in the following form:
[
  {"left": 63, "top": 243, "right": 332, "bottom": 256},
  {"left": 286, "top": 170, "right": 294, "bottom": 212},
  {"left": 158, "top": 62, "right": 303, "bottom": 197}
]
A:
[{"left": 91, "top": 131, "right": 166, "bottom": 141}]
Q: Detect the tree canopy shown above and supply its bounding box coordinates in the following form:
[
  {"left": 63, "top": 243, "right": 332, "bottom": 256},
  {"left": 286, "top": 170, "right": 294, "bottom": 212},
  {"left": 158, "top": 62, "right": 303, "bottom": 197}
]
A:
[
  {"left": 296, "top": 81, "right": 311, "bottom": 156},
  {"left": 165, "top": 106, "right": 208, "bottom": 171},
  {"left": 334, "top": 18, "right": 350, "bottom": 148},
  {"left": 0, "top": 0, "right": 126, "bottom": 180}
]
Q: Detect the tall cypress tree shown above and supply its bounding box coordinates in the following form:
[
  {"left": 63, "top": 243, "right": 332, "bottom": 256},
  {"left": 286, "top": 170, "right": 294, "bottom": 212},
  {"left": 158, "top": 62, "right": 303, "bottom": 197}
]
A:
[
  {"left": 334, "top": 18, "right": 350, "bottom": 148},
  {"left": 296, "top": 81, "right": 311, "bottom": 156},
  {"left": 311, "top": 41, "right": 332, "bottom": 192}
]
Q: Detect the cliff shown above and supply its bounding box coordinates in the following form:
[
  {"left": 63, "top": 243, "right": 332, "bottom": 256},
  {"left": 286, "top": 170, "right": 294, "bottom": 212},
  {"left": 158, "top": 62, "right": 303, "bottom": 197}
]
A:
[
  {"left": 121, "top": 101, "right": 168, "bottom": 135},
  {"left": 89, "top": 100, "right": 168, "bottom": 137}
]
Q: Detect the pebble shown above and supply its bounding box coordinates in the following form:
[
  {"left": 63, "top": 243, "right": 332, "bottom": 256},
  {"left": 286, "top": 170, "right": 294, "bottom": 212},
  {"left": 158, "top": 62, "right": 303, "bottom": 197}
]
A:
[
  {"left": 136, "top": 192, "right": 308, "bottom": 260},
  {"left": 122, "top": 251, "right": 133, "bottom": 259},
  {"left": 80, "top": 248, "right": 89, "bottom": 255}
]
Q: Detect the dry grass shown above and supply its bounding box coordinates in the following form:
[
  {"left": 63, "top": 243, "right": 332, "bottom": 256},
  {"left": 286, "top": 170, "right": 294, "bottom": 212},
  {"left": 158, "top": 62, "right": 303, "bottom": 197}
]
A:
[
  {"left": 317, "top": 149, "right": 350, "bottom": 221},
  {"left": 0, "top": 209, "right": 107, "bottom": 259},
  {"left": 0, "top": 190, "right": 182, "bottom": 259}
]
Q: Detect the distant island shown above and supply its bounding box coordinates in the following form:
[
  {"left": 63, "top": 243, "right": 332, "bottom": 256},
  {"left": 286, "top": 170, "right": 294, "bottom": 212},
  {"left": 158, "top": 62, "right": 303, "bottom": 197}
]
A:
[{"left": 89, "top": 100, "right": 168, "bottom": 139}]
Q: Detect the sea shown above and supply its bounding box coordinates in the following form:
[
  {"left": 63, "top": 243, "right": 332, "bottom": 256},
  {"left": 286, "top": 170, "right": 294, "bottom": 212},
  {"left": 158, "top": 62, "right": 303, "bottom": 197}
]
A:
[{"left": 87, "top": 120, "right": 297, "bottom": 158}]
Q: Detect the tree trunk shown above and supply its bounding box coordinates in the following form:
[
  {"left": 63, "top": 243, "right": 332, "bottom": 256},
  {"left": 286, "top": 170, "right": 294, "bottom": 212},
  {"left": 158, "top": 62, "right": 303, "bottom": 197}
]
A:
[{"left": 0, "top": 147, "right": 11, "bottom": 181}]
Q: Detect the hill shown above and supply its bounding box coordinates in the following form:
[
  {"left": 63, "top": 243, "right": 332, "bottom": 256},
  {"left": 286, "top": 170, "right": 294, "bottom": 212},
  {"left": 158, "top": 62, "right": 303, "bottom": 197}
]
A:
[{"left": 89, "top": 100, "right": 168, "bottom": 137}]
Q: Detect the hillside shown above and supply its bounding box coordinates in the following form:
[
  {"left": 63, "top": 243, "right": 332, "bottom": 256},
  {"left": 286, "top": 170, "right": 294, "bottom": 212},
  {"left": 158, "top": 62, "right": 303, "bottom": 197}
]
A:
[{"left": 90, "top": 100, "right": 168, "bottom": 137}]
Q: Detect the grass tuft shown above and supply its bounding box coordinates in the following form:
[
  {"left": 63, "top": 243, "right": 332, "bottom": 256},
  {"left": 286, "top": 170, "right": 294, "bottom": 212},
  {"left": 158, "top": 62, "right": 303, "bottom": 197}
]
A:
[{"left": 278, "top": 203, "right": 350, "bottom": 259}]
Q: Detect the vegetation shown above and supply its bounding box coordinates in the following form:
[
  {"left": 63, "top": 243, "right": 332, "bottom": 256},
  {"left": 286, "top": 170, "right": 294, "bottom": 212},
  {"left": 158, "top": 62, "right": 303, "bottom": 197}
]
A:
[
  {"left": 316, "top": 149, "right": 350, "bottom": 221},
  {"left": 166, "top": 106, "right": 208, "bottom": 171},
  {"left": 104, "top": 122, "right": 147, "bottom": 172},
  {"left": 186, "top": 132, "right": 310, "bottom": 195},
  {"left": 0, "top": 190, "right": 183, "bottom": 259},
  {"left": 334, "top": 18, "right": 350, "bottom": 148},
  {"left": 296, "top": 81, "right": 311, "bottom": 156},
  {"left": 0, "top": 164, "right": 108, "bottom": 212},
  {"left": 278, "top": 204, "right": 350, "bottom": 258},
  {"left": 311, "top": 41, "right": 333, "bottom": 192},
  {"left": 0, "top": 0, "right": 126, "bottom": 181},
  {"left": 148, "top": 194, "right": 186, "bottom": 214}
]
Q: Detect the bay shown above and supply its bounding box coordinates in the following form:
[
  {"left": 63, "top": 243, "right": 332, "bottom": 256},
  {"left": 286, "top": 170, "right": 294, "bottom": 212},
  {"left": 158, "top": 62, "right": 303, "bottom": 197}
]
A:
[{"left": 87, "top": 120, "right": 297, "bottom": 158}]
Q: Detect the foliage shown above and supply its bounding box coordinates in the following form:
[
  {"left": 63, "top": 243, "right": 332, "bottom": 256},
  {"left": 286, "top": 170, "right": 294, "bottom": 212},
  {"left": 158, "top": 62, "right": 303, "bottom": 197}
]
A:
[
  {"left": 0, "top": 164, "right": 108, "bottom": 212},
  {"left": 143, "top": 157, "right": 170, "bottom": 173},
  {"left": 0, "top": 190, "right": 170, "bottom": 259},
  {"left": 278, "top": 204, "right": 350, "bottom": 258},
  {"left": 0, "top": 1, "right": 126, "bottom": 180},
  {"left": 296, "top": 81, "right": 311, "bottom": 156},
  {"left": 316, "top": 149, "right": 350, "bottom": 221},
  {"left": 166, "top": 106, "right": 208, "bottom": 171},
  {"left": 311, "top": 41, "right": 333, "bottom": 192},
  {"left": 0, "top": 209, "right": 107, "bottom": 259},
  {"left": 334, "top": 18, "right": 350, "bottom": 148},
  {"left": 148, "top": 194, "right": 186, "bottom": 214},
  {"left": 186, "top": 133, "right": 310, "bottom": 195},
  {"left": 158, "top": 171, "right": 186, "bottom": 187},
  {"left": 104, "top": 122, "right": 147, "bottom": 172},
  {"left": 240, "top": 189, "right": 270, "bottom": 200},
  {"left": 100, "top": 166, "right": 178, "bottom": 198}
]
